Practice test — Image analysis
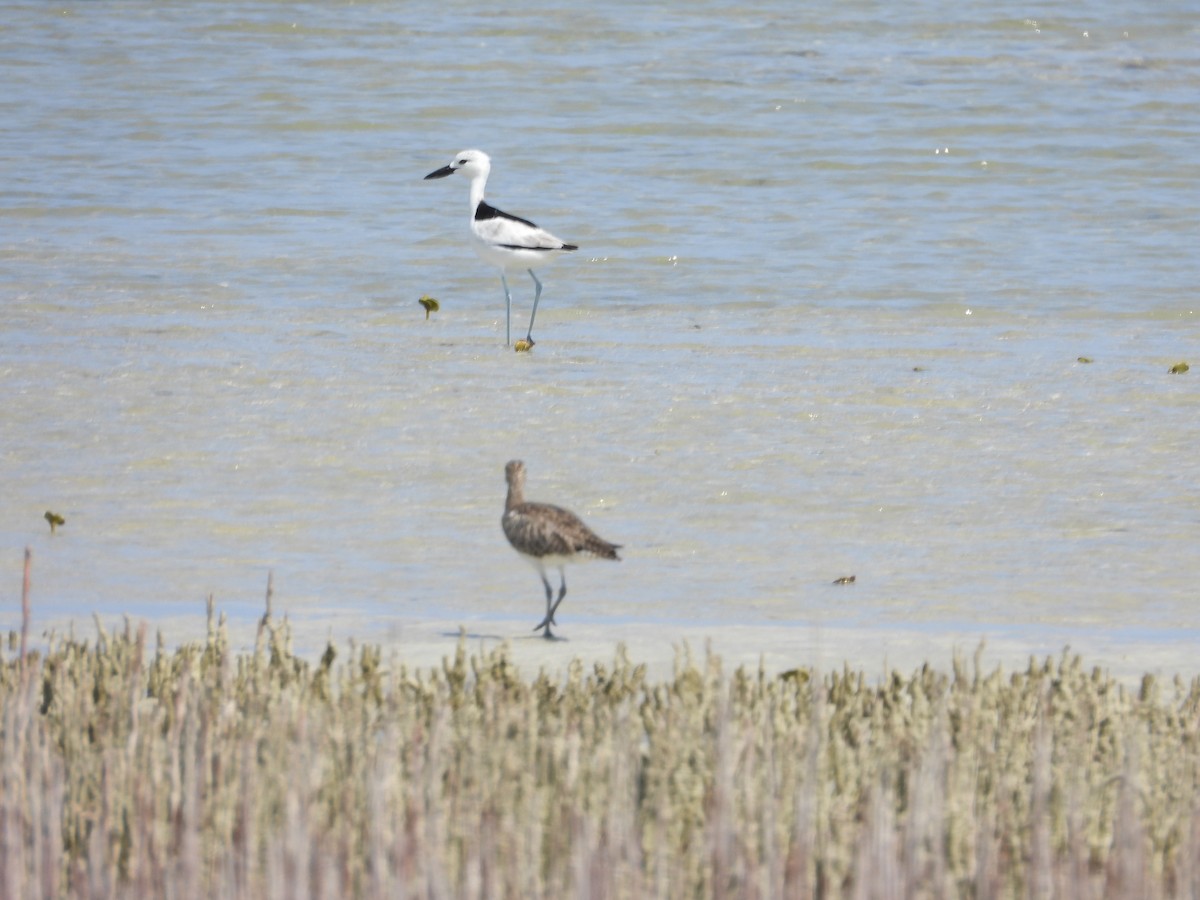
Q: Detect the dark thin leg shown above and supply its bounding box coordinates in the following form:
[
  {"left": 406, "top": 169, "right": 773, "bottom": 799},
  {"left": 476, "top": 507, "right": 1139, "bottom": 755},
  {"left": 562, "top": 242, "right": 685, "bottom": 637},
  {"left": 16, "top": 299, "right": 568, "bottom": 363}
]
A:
[
  {"left": 546, "top": 573, "right": 567, "bottom": 626},
  {"left": 525, "top": 269, "right": 543, "bottom": 344},
  {"left": 533, "top": 574, "right": 555, "bottom": 637}
]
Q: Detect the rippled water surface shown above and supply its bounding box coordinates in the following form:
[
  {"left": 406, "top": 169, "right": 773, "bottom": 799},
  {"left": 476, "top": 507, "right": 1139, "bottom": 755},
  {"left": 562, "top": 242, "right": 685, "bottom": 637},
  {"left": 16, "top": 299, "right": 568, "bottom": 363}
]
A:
[{"left": 3, "top": 1, "right": 1199, "bottom": 665}]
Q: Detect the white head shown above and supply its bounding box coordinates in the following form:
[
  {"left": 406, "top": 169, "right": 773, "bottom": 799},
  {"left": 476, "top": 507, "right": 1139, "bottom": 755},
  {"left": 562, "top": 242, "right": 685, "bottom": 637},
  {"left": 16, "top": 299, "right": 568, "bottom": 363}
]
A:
[{"left": 424, "top": 149, "right": 491, "bottom": 181}]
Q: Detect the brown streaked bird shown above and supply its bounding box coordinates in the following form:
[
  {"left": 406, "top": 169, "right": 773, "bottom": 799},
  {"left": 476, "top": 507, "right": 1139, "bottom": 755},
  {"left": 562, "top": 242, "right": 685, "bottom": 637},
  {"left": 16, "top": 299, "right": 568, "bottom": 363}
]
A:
[{"left": 502, "top": 459, "right": 621, "bottom": 639}]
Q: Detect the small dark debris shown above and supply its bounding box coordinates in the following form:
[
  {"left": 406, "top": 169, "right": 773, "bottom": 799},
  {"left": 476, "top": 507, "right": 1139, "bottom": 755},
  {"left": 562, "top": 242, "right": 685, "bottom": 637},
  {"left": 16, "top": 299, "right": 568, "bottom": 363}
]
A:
[{"left": 418, "top": 295, "right": 440, "bottom": 320}]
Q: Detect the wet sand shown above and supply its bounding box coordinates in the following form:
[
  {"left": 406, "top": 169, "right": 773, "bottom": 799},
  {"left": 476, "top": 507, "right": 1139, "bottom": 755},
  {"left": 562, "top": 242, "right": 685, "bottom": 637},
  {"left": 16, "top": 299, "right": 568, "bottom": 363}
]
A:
[
  {"left": 374, "top": 619, "right": 1200, "bottom": 685},
  {"left": 63, "top": 608, "right": 1199, "bottom": 687}
]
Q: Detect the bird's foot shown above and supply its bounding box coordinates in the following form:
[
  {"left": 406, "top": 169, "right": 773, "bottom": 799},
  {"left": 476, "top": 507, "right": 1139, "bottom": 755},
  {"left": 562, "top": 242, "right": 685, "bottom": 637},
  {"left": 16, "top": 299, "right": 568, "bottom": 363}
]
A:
[
  {"left": 533, "top": 618, "right": 559, "bottom": 640},
  {"left": 514, "top": 338, "right": 534, "bottom": 353}
]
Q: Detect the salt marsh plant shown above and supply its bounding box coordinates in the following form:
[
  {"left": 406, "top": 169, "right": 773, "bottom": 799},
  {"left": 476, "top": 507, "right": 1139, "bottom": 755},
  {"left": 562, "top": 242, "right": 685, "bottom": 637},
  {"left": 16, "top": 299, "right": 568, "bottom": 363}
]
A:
[{"left": 2, "top": 607, "right": 1199, "bottom": 898}]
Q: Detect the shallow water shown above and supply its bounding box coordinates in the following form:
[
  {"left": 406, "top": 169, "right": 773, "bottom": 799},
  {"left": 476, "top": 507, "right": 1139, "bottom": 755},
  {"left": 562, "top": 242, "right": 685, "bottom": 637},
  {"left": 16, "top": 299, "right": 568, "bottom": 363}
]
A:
[{"left": 3, "top": 1, "right": 1199, "bottom": 667}]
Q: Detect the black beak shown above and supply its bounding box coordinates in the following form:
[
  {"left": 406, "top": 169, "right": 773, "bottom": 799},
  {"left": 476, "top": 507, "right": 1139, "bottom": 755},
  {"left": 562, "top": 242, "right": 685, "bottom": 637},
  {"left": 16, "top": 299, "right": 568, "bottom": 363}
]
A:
[{"left": 424, "top": 165, "right": 456, "bottom": 180}]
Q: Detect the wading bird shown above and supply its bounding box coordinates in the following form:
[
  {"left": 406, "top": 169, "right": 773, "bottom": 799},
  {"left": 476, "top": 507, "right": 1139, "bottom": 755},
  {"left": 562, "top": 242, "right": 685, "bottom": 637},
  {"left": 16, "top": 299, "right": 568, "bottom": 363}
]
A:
[
  {"left": 425, "top": 150, "right": 578, "bottom": 348},
  {"left": 501, "top": 459, "right": 620, "bottom": 639}
]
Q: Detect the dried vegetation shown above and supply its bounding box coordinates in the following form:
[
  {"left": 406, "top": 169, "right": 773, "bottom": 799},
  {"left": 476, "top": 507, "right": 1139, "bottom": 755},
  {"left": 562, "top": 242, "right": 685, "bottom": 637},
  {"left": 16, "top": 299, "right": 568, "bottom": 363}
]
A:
[{"left": 3, "top": 605, "right": 1200, "bottom": 898}]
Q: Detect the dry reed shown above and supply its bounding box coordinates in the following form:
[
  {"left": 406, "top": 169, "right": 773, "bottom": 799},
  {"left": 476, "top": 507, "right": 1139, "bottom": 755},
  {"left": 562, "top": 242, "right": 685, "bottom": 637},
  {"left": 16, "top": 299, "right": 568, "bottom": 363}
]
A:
[{"left": 3, "top": 605, "right": 1199, "bottom": 898}]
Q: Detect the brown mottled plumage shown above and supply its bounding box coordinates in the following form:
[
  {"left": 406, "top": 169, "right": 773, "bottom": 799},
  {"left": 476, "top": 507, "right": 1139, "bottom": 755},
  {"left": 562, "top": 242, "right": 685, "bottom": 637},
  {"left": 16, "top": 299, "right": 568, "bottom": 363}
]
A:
[{"left": 502, "top": 459, "right": 621, "bottom": 639}]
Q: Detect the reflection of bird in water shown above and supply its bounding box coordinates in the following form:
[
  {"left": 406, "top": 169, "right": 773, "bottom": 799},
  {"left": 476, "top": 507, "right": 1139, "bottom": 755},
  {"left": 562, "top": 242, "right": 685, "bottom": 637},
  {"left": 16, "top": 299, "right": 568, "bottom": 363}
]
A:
[{"left": 501, "top": 460, "right": 620, "bottom": 639}]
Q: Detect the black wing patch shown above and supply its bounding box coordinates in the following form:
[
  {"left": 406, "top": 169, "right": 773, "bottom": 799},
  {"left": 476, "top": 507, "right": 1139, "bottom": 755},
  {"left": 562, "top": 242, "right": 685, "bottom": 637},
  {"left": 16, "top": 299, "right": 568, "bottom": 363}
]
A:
[{"left": 476, "top": 200, "right": 539, "bottom": 230}]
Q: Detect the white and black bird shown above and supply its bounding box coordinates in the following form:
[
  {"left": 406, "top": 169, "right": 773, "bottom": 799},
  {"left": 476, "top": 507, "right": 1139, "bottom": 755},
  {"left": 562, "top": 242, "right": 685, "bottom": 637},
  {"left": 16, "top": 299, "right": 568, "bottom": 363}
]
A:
[
  {"left": 424, "top": 150, "right": 578, "bottom": 347},
  {"left": 501, "top": 460, "right": 620, "bottom": 639}
]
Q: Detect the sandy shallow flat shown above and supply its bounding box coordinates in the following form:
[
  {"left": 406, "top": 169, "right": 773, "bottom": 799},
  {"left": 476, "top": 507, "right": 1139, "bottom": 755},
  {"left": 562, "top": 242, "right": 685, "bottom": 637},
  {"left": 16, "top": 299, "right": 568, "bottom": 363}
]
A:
[
  {"left": 49, "top": 609, "right": 1195, "bottom": 687},
  {"left": 368, "top": 618, "right": 1200, "bottom": 685}
]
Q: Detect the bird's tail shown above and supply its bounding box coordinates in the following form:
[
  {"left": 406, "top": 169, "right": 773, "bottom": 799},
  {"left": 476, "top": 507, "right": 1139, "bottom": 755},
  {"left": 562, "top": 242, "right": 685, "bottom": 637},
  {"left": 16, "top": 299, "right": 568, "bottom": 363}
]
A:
[{"left": 582, "top": 538, "right": 621, "bottom": 561}]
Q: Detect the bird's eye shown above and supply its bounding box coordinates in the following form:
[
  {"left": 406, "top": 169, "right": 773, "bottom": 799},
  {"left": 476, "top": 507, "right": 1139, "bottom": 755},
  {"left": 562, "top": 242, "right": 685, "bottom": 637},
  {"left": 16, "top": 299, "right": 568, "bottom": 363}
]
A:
[{"left": 457, "top": 159, "right": 467, "bottom": 165}]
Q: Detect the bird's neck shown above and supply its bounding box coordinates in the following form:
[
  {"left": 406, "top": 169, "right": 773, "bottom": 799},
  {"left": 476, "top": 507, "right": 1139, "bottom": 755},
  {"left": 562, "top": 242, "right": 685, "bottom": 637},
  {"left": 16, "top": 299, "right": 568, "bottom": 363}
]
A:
[
  {"left": 469, "top": 172, "right": 488, "bottom": 214},
  {"left": 505, "top": 480, "right": 524, "bottom": 513}
]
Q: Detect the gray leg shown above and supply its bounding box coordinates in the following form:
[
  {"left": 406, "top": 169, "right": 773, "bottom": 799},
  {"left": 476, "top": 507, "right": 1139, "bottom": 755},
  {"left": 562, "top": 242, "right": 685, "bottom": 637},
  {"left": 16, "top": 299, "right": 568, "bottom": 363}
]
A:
[
  {"left": 546, "top": 571, "right": 567, "bottom": 627},
  {"left": 525, "top": 269, "right": 543, "bottom": 344},
  {"left": 500, "top": 273, "right": 513, "bottom": 346},
  {"left": 533, "top": 574, "right": 556, "bottom": 637}
]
